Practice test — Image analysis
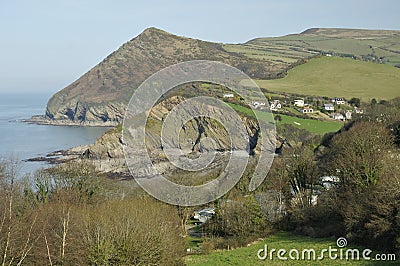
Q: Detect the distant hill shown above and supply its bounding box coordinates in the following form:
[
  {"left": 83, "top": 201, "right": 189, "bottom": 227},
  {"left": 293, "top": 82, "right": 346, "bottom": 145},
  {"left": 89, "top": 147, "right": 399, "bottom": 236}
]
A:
[
  {"left": 225, "top": 28, "right": 400, "bottom": 67},
  {"left": 45, "top": 28, "right": 282, "bottom": 125},
  {"left": 43, "top": 27, "right": 400, "bottom": 125},
  {"left": 255, "top": 56, "right": 400, "bottom": 100}
]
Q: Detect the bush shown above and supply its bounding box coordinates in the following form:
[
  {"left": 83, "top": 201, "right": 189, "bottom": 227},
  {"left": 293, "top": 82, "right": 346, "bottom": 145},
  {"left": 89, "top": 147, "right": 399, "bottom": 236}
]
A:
[
  {"left": 204, "top": 196, "right": 271, "bottom": 248},
  {"left": 0, "top": 159, "right": 187, "bottom": 265},
  {"left": 82, "top": 199, "right": 186, "bottom": 265}
]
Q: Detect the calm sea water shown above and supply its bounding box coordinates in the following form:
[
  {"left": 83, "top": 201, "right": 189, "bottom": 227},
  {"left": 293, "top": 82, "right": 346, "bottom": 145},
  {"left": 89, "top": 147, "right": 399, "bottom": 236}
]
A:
[{"left": 0, "top": 92, "right": 109, "bottom": 175}]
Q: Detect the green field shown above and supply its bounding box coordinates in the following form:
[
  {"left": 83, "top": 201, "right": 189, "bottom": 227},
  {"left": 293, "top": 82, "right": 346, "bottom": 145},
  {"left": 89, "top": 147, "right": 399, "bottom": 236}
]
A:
[
  {"left": 186, "top": 232, "right": 398, "bottom": 266},
  {"left": 228, "top": 103, "right": 343, "bottom": 135},
  {"left": 276, "top": 114, "right": 343, "bottom": 135},
  {"left": 253, "top": 57, "right": 400, "bottom": 101}
]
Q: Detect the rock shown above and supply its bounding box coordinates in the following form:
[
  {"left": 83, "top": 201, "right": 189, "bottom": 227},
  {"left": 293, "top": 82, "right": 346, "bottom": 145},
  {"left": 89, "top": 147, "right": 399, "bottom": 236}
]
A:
[{"left": 79, "top": 96, "right": 268, "bottom": 177}]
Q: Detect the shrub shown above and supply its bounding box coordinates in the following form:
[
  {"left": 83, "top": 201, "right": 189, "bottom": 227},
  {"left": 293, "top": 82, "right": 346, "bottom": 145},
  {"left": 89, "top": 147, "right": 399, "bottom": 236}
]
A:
[
  {"left": 204, "top": 196, "right": 271, "bottom": 248},
  {"left": 81, "top": 199, "right": 186, "bottom": 265}
]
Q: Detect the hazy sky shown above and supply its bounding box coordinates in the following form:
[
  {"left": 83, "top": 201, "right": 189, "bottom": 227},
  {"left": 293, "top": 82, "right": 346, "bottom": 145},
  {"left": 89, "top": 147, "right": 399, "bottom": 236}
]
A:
[{"left": 1, "top": 0, "right": 399, "bottom": 94}]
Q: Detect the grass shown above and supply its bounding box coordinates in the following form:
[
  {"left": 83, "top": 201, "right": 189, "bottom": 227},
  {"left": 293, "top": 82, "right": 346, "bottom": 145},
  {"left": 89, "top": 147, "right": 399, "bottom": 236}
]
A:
[
  {"left": 276, "top": 114, "right": 343, "bottom": 135},
  {"left": 185, "top": 232, "right": 398, "bottom": 266},
  {"left": 227, "top": 103, "right": 343, "bottom": 135},
  {"left": 253, "top": 57, "right": 400, "bottom": 101},
  {"left": 234, "top": 28, "right": 400, "bottom": 68}
]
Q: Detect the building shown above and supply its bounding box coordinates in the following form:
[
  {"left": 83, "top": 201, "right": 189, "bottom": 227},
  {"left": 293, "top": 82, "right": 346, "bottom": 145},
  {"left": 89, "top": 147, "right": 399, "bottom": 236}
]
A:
[
  {"left": 302, "top": 106, "right": 314, "bottom": 113},
  {"left": 294, "top": 99, "right": 304, "bottom": 107},
  {"left": 330, "top": 113, "right": 345, "bottom": 120},
  {"left": 253, "top": 101, "right": 266, "bottom": 108},
  {"left": 354, "top": 107, "right": 364, "bottom": 114},
  {"left": 323, "top": 103, "right": 334, "bottom": 111},
  {"left": 336, "top": 99, "right": 346, "bottom": 105},
  {"left": 193, "top": 208, "right": 215, "bottom": 223},
  {"left": 332, "top": 97, "right": 346, "bottom": 105},
  {"left": 223, "top": 93, "right": 234, "bottom": 98},
  {"left": 320, "top": 176, "right": 340, "bottom": 190},
  {"left": 270, "top": 100, "right": 282, "bottom": 111},
  {"left": 345, "top": 110, "right": 352, "bottom": 120}
]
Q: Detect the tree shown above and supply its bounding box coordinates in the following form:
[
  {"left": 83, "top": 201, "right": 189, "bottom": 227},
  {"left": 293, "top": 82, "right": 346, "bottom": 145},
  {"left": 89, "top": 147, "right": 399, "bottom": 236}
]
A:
[
  {"left": 0, "top": 159, "right": 39, "bottom": 266},
  {"left": 204, "top": 195, "right": 270, "bottom": 248},
  {"left": 321, "top": 121, "right": 400, "bottom": 250},
  {"left": 349, "top": 97, "right": 361, "bottom": 107},
  {"left": 264, "top": 158, "right": 290, "bottom": 220},
  {"left": 284, "top": 147, "right": 317, "bottom": 209},
  {"left": 274, "top": 115, "right": 282, "bottom": 122},
  {"left": 326, "top": 121, "right": 393, "bottom": 189}
]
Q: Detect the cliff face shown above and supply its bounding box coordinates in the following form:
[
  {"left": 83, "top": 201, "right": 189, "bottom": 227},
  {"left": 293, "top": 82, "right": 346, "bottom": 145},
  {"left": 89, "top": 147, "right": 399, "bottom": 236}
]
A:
[
  {"left": 83, "top": 96, "right": 263, "bottom": 175},
  {"left": 45, "top": 27, "right": 279, "bottom": 125},
  {"left": 44, "top": 27, "right": 400, "bottom": 126}
]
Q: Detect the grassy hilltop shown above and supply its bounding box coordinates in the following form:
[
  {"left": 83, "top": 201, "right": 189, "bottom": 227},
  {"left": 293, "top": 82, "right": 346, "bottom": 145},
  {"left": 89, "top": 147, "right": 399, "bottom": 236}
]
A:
[
  {"left": 255, "top": 56, "right": 400, "bottom": 100},
  {"left": 226, "top": 28, "right": 400, "bottom": 67}
]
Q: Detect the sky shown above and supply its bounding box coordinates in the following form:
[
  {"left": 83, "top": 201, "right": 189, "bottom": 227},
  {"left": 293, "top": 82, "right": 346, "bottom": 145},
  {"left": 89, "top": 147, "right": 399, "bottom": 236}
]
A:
[{"left": 0, "top": 0, "right": 399, "bottom": 94}]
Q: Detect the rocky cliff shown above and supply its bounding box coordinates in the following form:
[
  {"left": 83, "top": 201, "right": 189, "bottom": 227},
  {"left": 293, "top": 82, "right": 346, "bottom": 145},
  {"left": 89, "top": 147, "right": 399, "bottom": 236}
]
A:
[
  {"left": 44, "top": 27, "right": 281, "bottom": 126},
  {"left": 42, "top": 27, "right": 400, "bottom": 126},
  {"left": 81, "top": 96, "right": 264, "bottom": 176}
]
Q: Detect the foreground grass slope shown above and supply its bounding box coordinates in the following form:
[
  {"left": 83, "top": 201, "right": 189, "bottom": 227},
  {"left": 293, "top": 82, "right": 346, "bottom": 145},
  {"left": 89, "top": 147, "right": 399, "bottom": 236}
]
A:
[
  {"left": 186, "top": 232, "right": 397, "bottom": 266},
  {"left": 255, "top": 57, "right": 400, "bottom": 100}
]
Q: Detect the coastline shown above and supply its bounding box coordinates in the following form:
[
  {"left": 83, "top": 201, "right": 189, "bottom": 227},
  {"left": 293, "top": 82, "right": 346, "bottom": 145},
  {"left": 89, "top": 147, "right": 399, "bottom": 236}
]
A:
[
  {"left": 24, "top": 115, "right": 118, "bottom": 127},
  {"left": 24, "top": 145, "right": 90, "bottom": 165}
]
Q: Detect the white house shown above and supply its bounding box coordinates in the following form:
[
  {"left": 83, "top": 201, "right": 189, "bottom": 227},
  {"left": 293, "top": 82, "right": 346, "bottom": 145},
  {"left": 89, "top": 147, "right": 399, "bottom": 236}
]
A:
[
  {"left": 302, "top": 106, "right": 314, "bottom": 113},
  {"left": 345, "top": 110, "right": 352, "bottom": 120},
  {"left": 253, "top": 101, "right": 266, "bottom": 108},
  {"left": 323, "top": 103, "right": 334, "bottom": 111},
  {"left": 270, "top": 100, "right": 282, "bottom": 111},
  {"left": 336, "top": 99, "right": 346, "bottom": 105},
  {"left": 193, "top": 208, "right": 215, "bottom": 223},
  {"left": 294, "top": 99, "right": 304, "bottom": 107},
  {"left": 223, "top": 93, "right": 234, "bottom": 98},
  {"left": 354, "top": 107, "right": 364, "bottom": 114},
  {"left": 320, "top": 176, "right": 340, "bottom": 190},
  {"left": 332, "top": 97, "right": 346, "bottom": 105},
  {"left": 330, "top": 113, "right": 345, "bottom": 120}
]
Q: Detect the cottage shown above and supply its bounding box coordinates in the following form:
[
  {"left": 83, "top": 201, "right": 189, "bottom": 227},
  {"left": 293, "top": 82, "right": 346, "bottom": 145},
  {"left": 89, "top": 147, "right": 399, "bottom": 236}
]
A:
[
  {"left": 320, "top": 176, "right": 340, "bottom": 190},
  {"left": 294, "top": 99, "right": 304, "bottom": 107},
  {"left": 270, "top": 100, "right": 282, "bottom": 111},
  {"left": 302, "top": 106, "right": 314, "bottom": 113},
  {"left": 223, "top": 93, "right": 234, "bottom": 98},
  {"left": 332, "top": 97, "right": 345, "bottom": 105},
  {"left": 354, "top": 107, "right": 364, "bottom": 114},
  {"left": 330, "top": 113, "right": 345, "bottom": 120},
  {"left": 336, "top": 99, "right": 346, "bottom": 105},
  {"left": 253, "top": 101, "right": 266, "bottom": 108},
  {"left": 345, "top": 110, "right": 352, "bottom": 120},
  {"left": 193, "top": 208, "right": 215, "bottom": 223},
  {"left": 323, "top": 103, "right": 334, "bottom": 111}
]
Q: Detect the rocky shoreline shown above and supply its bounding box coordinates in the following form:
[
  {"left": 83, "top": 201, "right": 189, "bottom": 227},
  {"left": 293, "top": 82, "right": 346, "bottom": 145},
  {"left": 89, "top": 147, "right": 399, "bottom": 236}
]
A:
[
  {"left": 24, "top": 145, "right": 90, "bottom": 164},
  {"left": 24, "top": 115, "right": 118, "bottom": 127}
]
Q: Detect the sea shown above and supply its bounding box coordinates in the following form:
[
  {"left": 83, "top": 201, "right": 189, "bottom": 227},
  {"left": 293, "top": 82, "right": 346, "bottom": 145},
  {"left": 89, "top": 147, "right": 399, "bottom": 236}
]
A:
[{"left": 0, "top": 92, "right": 110, "bottom": 175}]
